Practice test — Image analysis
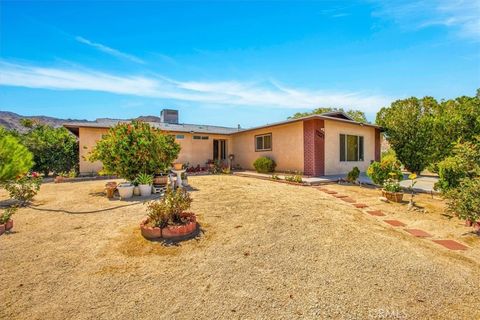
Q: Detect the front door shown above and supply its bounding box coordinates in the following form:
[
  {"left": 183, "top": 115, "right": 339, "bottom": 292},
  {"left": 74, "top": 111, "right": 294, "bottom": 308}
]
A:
[{"left": 213, "top": 139, "right": 227, "bottom": 162}]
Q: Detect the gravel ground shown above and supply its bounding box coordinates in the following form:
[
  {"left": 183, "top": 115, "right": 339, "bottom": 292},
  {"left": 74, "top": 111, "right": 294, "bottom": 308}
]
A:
[{"left": 0, "top": 175, "right": 479, "bottom": 320}]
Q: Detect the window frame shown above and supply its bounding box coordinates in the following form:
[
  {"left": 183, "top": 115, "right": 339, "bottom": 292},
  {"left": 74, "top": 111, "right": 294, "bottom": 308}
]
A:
[
  {"left": 339, "top": 134, "right": 364, "bottom": 162},
  {"left": 255, "top": 133, "right": 272, "bottom": 152}
]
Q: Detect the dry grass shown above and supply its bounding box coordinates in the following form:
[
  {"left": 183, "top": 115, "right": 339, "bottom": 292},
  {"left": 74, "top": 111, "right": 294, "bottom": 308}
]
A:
[{"left": 0, "top": 175, "right": 479, "bottom": 319}]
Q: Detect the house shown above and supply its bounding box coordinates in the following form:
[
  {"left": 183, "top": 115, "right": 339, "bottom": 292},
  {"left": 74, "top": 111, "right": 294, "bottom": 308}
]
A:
[{"left": 64, "top": 109, "right": 381, "bottom": 177}]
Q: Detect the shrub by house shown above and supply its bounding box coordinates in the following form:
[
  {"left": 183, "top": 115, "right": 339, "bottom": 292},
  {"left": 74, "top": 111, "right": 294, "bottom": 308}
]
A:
[{"left": 253, "top": 156, "right": 276, "bottom": 173}]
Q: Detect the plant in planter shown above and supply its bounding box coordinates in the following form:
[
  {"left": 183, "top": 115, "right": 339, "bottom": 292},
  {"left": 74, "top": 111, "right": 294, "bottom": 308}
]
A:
[
  {"left": 141, "top": 187, "right": 197, "bottom": 239},
  {"left": 117, "top": 182, "right": 134, "bottom": 199},
  {"left": 0, "top": 207, "right": 17, "bottom": 235},
  {"left": 136, "top": 173, "right": 153, "bottom": 196},
  {"left": 2, "top": 172, "right": 42, "bottom": 206},
  {"left": 382, "top": 175, "right": 403, "bottom": 202},
  {"left": 132, "top": 180, "right": 141, "bottom": 196}
]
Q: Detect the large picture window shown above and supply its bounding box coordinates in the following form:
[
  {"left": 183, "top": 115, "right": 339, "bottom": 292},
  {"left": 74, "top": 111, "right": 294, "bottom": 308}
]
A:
[
  {"left": 340, "top": 134, "right": 364, "bottom": 162},
  {"left": 255, "top": 133, "right": 272, "bottom": 151}
]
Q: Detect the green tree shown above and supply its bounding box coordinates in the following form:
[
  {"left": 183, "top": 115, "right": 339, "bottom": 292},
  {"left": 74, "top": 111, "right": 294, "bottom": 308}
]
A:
[
  {"left": 88, "top": 121, "right": 181, "bottom": 181},
  {"left": 0, "top": 128, "right": 33, "bottom": 182},
  {"left": 21, "top": 124, "right": 79, "bottom": 176},
  {"left": 289, "top": 107, "right": 368, "bottom": 123},
  {"left": 376, "top": 97, "right": 437, "bottom": 174}
]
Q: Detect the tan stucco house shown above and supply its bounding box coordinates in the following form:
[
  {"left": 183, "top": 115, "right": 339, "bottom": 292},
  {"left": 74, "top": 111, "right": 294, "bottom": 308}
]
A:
[{"left": 64, "top": 109, "right": 381, "bottom": 177}]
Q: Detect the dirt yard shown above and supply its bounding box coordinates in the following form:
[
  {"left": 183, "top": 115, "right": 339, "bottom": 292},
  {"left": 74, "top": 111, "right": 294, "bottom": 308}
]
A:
[{"left": 1, "top": 175, "right": 479, "bottom": 319}]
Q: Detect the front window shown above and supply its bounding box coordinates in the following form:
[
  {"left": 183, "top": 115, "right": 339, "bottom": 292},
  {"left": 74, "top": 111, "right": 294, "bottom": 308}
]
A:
[
  {"left": 340, "top": 134, "right": 364, "bottom": 161},
  {"left": 255, "top": 133, "right": 272, "bottom": 151}
]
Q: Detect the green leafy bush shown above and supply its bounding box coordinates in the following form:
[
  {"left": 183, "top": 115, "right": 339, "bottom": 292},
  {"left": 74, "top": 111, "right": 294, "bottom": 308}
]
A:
[
  {"left": 0, "top": 207, "right": 17, "bottom": 224},
  {"left": 3, "top": 172, "right": 42, "bottom": 206},
  {"left": 445, "top": 177, "right": 480, "bottom": 223},
  {"left": 367, "top": 156, "right": 403, "bottom": 186},
  {"left": 146, "top": 187, "right": 192, "bottom": 228},
  {"left": 89, "top": 121, "right": 180, "bottom": 181},
  {"left": 21, "top": 124, "right": 79, "bottom": 176},
  {"left": 0, "top": 128, "right": 33, "bottom": 182},
  {"left": 346, "top": 167, "right": 360, "bottom": 183},
  {"left": 253, "top": 157, "right": 276, "bottom": 173},
  {"left": 285, "top": 174, "right": 303, "bottom": 183}
]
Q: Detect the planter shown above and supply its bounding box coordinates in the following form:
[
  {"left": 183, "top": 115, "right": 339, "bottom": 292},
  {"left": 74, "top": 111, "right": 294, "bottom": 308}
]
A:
[
  {"left": 382, "top": 190, "right": 404, "bottom": 203},
  {"left": 133, "top": 186, "right": 141, "bottom": 196},
  {"left": 474, "top": 222, "right": 480, "bottom": 234},
  {"left": 173, "top": 163, "right": 183, "bottom": 170},
  {"left": 5, "top": 219, "right": 13, "bottom": 231},
  {"left": 140, "top": 213, "right": 197, "bottom": 240},
  {"left": 465, "top": 219, "right": 474, "bottom": 227},
  {"left": 153, "top": 175, "right": 168, "bottom": 185},
  {"left": 105, "top": 182, "right": 117, "bottom": 198},
  {"left": 0, "top": 224, "right": 4, "bottom": 236},
  {"left": 117, "top": 183, "right": 134, "bottom": 199},
  {"left": 139, "top": 184, "right": 152, "bottom": 196}
]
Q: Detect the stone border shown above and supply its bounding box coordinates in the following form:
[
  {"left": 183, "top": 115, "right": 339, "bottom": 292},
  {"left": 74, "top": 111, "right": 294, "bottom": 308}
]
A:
[{"left": 140, "top": 213, "right": 197, "bottom": 240}]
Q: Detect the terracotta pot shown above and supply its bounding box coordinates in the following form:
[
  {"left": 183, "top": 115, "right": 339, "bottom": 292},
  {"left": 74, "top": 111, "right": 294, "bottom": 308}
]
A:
[
  {"left": 173, "top": 163, "right": 183, "bottom": 170},
  {"left": 0, "top": 224, "right": 5, "bottom": 236},
  {"left": 139, "top": 184, "right": 152, "bottom": 196},
  {"left": 382, "top": 190, "right": 403, "bottom": 203},
  {"left": 5, "top": 219, "right": 13, "bottom": 231},
  {"left": 140, "top": 218, "right": 162, "bottom": 239},
  {"left": 153, "top": 175, "right": 168, "bottom": 185}
]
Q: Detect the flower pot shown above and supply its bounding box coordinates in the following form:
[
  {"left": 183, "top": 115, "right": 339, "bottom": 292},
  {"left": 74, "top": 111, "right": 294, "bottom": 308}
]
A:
[
  {"left": 5, "top": 219, "right": 13, "bottom": 231},
  {"left": 153, "top": 175, "right": 168, "bottom": 185},
  {"left": 382, "top": 190, "right": 404, "bottom": 203},
  {"left": 0, "top": 224, "right": 5, "bottom": 236},
  {"left": 133, "top": 186, "right": 141, "bottom": 196},
  {"left": 140, "top": 218, "right": 162, "bottom": 239},
  {"left": 139, "top": 184, "right": 152, "bottom": 196},
  {"left": 173, "top": 163, "right": 183, "bottom": 170},
  {"left": 117, "top": 183, "right": 134, "bottom": 199}
]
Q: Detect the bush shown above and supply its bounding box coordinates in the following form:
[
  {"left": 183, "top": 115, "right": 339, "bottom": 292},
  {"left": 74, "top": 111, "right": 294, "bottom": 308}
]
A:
[
  {"left": 3, "top": 172, "right": 42, "bottom": 206},
  {"left": 445, "top": 177, "right": 480, "bottom": 223},
  {"left": 285, "top": 174, "right": 303, "bottom": 183},
  {"left": 21, "top": 124, "right": 79, "bottom": 176},
  {"left": 346, "top": 167, "right": 360, "bottom": 183},
  {"left": 89, "top": 121, "right": 180, "bottom": 181},
  {"left": 0, "top": 128, "right": 33, "bottom": 182},
  {"left": 367, "top": 157, "right": 403, "bottom": 186},
  {"left": 146, "top": 187, "right": 192, "bottom": 228},
  {"left": 253, "top": 157, "right": 276, "bottom": 173}
]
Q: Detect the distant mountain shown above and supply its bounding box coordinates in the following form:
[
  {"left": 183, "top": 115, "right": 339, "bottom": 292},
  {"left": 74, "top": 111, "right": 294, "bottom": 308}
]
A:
[{"left": 0, "top": 111, "right": 162, "bottom": 132}]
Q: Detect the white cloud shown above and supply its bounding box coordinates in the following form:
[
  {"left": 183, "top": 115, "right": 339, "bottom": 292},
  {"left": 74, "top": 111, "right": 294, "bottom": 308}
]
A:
[
  {"left": 0, "top": 61, "right": 391, "bottom": 112},
  {"left": 371, "top": 0, "right": 480, "bottom": 41},
  {"left": 76, "top": 36, "right": 145, "bottom": 64}
]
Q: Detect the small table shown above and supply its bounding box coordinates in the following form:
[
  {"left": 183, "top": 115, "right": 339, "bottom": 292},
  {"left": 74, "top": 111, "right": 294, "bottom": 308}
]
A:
[{"left": 171, "top": 169, "right": 186, "bottom": 189}]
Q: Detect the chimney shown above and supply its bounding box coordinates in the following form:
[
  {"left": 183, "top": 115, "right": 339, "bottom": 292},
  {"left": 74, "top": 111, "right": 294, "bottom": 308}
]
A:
[{"left": 160, "top": 109, "right": 179, "bottom": 124}]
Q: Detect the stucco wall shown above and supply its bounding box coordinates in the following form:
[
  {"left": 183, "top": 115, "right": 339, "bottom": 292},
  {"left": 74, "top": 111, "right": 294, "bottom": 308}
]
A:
[
  {"left": 231, "top": 121, "right": 304, "bottom": 172},
  {"left": 78, "top": 127, "right": 232, "bottom": 174},
  {"left": 323, "top": 120, "right": 379, "bottom": 175}
]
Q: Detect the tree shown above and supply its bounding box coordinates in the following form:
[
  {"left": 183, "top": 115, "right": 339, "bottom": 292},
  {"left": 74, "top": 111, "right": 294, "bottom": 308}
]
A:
[
  {"left": 21, "top": 124, "right": 79, "bottom": 176},
  {"left": 288, "top": 107, "right": 368, "bottom": 123},
  {"left": 88, "top": 121, "right": 181, "bottom": 181},
  {"left": 376, "top": 97, "right": 437, "bottom": 174},
  {"left": 0, "top": 128, "right": 33, "bottom": 182}
]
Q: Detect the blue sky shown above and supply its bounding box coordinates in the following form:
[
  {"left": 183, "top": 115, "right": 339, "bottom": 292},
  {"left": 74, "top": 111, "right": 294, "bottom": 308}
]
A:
[{"left": 0, "top": 0, "right": 479, "bottom": 127}]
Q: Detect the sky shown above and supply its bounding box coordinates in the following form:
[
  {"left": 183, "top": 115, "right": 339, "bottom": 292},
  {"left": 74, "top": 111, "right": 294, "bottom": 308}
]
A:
[{"left": 0, "top": 0, "right": 479, "bottom": 127}]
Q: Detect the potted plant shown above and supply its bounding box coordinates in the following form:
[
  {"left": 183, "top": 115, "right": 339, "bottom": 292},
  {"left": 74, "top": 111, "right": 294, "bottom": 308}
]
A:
[
  {"left": 117, "top": 182, "right": 134, "bottom": 199},
  {"left": 382, "top": 177, "right": 403, "bottom": 202},
  {"left": 141, "top": 187, "right": 197, "bottom": 239},
  {"left": 0, "top": 207, "right": 17, "bottom": 235},
  {"left": 137, "top": 173, "right": 153, "bottom": 196}
]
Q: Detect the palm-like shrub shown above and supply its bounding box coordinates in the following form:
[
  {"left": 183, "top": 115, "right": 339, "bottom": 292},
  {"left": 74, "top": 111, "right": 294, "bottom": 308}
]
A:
[{"left": 89, "top": 121, "right": 180, "bottom": 181}]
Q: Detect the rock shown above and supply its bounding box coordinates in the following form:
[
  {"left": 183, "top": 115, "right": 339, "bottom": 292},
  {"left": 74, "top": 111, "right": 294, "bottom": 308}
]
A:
[{"left": 379, "top": 197, "right": 389, "bottom": 202}]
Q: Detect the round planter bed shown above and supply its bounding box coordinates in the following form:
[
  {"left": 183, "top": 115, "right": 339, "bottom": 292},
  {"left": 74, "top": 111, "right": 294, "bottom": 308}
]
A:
[
  {"left": 382, "top": 190, "right": 404, "bottom": 203},
  {"left": 140, "top": 213, "right": 197, "bottom": 240},
  {"left": 5, "top": 219, "right": 13, "bottom": 231}
]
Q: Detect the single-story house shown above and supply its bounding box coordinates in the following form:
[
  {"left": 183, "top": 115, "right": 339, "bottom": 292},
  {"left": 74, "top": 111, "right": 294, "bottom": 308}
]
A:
[{"left": 64, "top": 109, "right": 381, "bottom": 177}]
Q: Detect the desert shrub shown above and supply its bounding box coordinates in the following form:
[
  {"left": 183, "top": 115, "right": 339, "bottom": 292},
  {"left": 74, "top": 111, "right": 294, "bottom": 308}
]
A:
[
  {"left": 3, "top": 172, "right": 42, "bottom": 206},
  {"left": 21, "top": 124, "right": 79, "bottom": 176},
  {"left": 0, "top": 207, "right": 17, "bottom": 224},
  {"left": 435, "top": 138, "right": 480, "bottom": 192},
  {"left": 346, "top": 167, "right": 360, "bottom": 183},
  {"left": 146, "top": 187, "right": 192, "bottom": 228},
  {"left": 367, "top": 157, "right": 403, "bottom": 186},
  {"left": 89, "top": 121, "right": 180, "bottom": 181},
  {"left": 0, "top": 128, "right": 33, "bottom": 182},
  {"left": 285, "top": 172, "right": 303, "bottom": 183},
  {"left": 445, "top": 177, "right": 480, "bottom": 223},
  {"left": 253, "top": 156, "right": 276, "bottom": 173}
]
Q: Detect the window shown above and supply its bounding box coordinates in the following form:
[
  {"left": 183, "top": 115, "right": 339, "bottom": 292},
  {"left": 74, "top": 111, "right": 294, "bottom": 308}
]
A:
[
  {"left": 201, "top": 136, "right": 209, "bottom": 140},
  {"left": 340, "top": 134, "right": 364, "bottom": 162},
  {"left": 176, "top": 134, "right": 185, "bottom": 139},
  {"left": 193, "top": 135, "right": 208, "bottom": 140},
  {"left": 255, "top": 133, "right": 272, "bottom": 151}
]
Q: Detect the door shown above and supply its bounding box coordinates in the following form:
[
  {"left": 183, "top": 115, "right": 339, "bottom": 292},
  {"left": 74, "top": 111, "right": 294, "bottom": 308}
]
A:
[{"left": 213, "top": 139, "right": 227, "bottom": 162}]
